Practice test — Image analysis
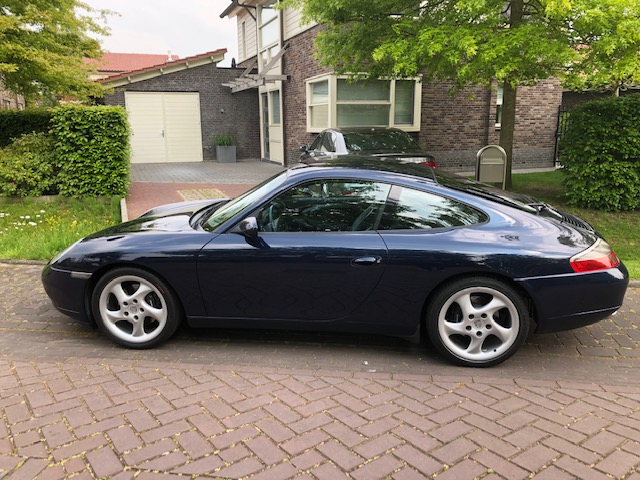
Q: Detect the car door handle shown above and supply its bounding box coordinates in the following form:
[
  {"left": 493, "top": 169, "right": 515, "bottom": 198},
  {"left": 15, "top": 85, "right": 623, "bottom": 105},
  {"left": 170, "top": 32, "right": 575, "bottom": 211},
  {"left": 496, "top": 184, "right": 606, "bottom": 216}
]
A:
[{"left": 351, "top": 256, "right": 382, "bottom": 266}]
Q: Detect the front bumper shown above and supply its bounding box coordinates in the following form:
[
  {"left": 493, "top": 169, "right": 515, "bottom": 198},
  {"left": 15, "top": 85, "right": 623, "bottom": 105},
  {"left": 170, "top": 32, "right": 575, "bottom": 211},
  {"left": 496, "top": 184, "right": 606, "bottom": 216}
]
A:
[{"left": 41, "top": 264, "right": 92, "bottom": 323}]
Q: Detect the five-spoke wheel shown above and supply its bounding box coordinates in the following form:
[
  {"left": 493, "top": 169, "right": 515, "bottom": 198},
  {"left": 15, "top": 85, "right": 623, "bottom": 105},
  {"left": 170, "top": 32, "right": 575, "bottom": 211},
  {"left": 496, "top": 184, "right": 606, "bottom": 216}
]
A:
[
  {"left": 427, "top": 277, "right": 529, "bottom": 367},
  {"left": 92, "top": 268, "right": 181, "bottom": 349}
]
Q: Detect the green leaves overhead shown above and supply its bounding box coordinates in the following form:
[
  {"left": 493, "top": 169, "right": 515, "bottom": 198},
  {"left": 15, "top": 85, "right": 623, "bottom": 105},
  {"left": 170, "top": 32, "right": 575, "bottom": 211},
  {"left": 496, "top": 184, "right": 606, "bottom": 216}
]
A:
[
  {"left": 287, "top": 0, "right": 640, "bottom": 92},
  {"left": 0, "top": 0, "right": 109, "bottom": 102}
]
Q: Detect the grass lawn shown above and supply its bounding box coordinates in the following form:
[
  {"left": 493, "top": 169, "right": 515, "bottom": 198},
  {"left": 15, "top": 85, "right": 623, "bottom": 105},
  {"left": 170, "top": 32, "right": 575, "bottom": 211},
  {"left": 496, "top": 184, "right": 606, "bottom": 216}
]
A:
[
  {"left": 0, "top": 197, "right": 121, "bottom": 261},
  {"left": 511, "top": 170, "right": 639, "bottom": 280}
]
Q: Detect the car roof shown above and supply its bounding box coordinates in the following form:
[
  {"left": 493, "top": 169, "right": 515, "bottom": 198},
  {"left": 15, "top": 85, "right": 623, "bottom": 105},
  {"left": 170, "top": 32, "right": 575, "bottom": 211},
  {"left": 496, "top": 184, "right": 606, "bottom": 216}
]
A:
[
  {"left": 322, "top": 127, "right": 407, "bottom": 135},
  {"left": 290, "top": 156, "right": 438, "bottom": 183}
]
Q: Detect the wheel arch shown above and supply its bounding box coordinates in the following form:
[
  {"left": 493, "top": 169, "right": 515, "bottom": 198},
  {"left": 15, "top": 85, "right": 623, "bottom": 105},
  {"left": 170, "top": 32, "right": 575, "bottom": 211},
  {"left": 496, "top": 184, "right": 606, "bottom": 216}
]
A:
[
  {"left": 83, "top": 262, "right": 186, "bottom": 328},
  {"left": 419, "top": 272, "right": 537, "bottom": 339}
]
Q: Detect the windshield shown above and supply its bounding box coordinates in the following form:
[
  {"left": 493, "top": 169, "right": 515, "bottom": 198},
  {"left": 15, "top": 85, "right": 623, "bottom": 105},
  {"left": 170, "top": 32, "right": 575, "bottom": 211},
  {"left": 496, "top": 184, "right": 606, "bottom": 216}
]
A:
[
  {"left": 344, "top": 130, "right": 422, "bottom": 153},
  {"left": 203, "top": 171, "right": 288, "bottom": 231}
]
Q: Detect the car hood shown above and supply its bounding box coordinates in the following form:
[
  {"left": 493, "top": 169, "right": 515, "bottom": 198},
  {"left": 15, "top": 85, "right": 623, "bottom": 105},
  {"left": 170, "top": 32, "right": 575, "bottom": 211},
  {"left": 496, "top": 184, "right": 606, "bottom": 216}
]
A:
[
  {"left": 139, "top": 198, "right": 229, "bottom": 218},
  {"left": 87, "top": 198, "right": 230, "bottom": 238}
]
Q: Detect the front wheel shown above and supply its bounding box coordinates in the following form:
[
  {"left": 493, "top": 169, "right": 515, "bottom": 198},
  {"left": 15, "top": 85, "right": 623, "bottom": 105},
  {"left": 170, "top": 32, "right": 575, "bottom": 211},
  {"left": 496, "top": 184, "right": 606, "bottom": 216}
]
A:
[
  {"left": 426, "top": 277, "right": 530, "bottom": 367},
  {"left": 91, "top": 267, "right": 182, "bottom": 349}
]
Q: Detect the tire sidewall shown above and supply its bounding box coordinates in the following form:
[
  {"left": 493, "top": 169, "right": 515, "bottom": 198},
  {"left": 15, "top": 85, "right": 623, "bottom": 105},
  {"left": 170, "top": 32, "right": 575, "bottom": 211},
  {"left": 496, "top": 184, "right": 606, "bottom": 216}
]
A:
[{"left": 426, "top": 277, "right": 530, "bottom": 367}]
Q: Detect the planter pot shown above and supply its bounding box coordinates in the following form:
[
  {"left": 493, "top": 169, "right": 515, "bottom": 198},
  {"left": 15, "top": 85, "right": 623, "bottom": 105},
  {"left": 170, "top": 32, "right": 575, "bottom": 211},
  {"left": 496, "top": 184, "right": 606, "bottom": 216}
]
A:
[{"left": 216, "top": 145, "right": 236, "bottom": 163}]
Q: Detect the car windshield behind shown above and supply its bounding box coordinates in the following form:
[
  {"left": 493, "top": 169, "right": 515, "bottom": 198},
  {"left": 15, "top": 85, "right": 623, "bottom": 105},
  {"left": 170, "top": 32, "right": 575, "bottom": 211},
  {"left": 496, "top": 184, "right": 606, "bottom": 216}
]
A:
[
  {"left": 344, "top": 130, "right": 422, "bottom": 153},
  {"left": 203, "top": 171, "right": 288, "bottom": 231}
]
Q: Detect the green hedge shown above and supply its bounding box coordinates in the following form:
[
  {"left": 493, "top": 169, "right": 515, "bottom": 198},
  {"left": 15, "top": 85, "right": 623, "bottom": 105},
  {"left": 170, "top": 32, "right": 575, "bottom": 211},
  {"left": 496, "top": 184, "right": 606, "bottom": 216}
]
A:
[
  {"left": 559, "top": 94, "right": 640, "bottom": 211},
  {"left": 51, "top": 105, "right": 130, "bottom": 197},
  {"left": 0, "top": 133, "right": 58, "bottom": 196},
  {"left": 0, "top": 110, "right": 52, "bottom": 147}
]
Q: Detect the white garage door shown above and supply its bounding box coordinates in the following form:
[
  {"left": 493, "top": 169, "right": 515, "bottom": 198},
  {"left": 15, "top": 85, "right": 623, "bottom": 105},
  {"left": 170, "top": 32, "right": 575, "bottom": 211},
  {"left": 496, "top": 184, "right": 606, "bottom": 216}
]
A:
[{"left": 125, "top": 92, "right": 203, "bottom": 164}]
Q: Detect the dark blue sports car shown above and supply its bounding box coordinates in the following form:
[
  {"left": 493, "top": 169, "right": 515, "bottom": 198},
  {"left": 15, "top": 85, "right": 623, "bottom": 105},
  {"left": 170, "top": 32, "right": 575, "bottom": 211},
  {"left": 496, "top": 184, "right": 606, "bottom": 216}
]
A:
[{"left": 42, "top": 158, "right": 629, "bottom": 367}]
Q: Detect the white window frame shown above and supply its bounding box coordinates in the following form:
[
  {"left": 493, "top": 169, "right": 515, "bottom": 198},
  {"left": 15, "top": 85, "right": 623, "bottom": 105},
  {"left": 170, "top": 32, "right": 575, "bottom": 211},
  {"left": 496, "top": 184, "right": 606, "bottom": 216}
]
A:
[
  {"left": 257, "top": 1, "right": 280, "bottom": 72},
  {"left": 495, "top": 84, "right": 503, "bottom": 129},
  {"left": 305, "top": 74, "right": 422, "bottom": 133}
]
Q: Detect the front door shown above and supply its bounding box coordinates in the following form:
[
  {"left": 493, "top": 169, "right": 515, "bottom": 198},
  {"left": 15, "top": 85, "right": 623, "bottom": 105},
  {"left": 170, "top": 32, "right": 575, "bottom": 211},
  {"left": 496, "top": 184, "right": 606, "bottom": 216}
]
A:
[{"left": 197, "top": 231, "right": 388, "bottom": 321}]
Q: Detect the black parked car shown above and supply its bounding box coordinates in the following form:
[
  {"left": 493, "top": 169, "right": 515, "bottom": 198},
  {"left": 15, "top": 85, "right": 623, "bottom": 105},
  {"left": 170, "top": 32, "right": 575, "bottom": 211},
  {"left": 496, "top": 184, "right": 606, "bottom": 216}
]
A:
[
  {"left": 300, "top": 127, "right": 437, "bottom": 167},
  {"left": 42, "top": 158, "right": 628, "bottom": 367}
]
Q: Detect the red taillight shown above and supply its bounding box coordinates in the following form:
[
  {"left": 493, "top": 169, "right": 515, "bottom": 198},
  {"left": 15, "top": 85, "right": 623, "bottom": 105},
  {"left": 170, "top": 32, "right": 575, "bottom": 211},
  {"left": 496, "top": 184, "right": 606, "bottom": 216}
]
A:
[
  {"left": 570, "top": 240, "right": 620, "bottom": 273},
  {"left": 420, "top": 160, "right": 437, "bottom": 169}
]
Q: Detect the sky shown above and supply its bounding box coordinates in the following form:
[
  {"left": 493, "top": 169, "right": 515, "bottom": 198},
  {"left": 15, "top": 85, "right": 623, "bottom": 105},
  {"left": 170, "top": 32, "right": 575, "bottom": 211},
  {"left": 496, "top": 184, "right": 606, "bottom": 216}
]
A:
[{"left": 82, "top": 0, "right": 238, "bottom": 67}]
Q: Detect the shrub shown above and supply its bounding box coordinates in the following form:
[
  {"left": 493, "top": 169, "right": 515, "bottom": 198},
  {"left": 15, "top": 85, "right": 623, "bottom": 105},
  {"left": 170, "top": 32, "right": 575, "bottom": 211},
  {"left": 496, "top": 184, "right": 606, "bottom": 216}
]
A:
[
  {"left": 51, "top": 105, "right": 130, "bottom": 196},
  {"left": 0, "top": 109, "right": 52, "bottom": 147},
  {"left": 559, "top": 94, "right": 640, "bottom": 211},
  {"left": 0, "top": 133, "right": 58, "bottom": 196}
]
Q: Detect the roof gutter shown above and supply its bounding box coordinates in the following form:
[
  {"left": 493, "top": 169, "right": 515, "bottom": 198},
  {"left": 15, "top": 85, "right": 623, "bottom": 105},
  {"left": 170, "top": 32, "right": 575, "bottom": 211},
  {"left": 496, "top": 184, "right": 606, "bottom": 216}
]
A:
[{"left": 220, "top": 0, "right": 256, "bottom": 21}]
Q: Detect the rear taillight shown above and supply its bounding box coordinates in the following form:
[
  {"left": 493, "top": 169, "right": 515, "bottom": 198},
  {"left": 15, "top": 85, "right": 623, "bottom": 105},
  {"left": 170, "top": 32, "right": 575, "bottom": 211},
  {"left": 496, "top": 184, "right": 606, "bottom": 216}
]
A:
[
  {"left": 420, "top": 160, "right": 437, "bottom": 169},
  {"left": 570, "top": 239, "right": 620, "bottom": 273}
]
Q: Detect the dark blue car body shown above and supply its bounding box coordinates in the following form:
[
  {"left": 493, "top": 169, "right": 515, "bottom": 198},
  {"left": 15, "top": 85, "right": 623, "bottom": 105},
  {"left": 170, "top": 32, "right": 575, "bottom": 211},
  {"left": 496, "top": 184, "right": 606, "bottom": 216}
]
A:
[{"left": 42, "top": 159, "right": 629, "bottom": 365}]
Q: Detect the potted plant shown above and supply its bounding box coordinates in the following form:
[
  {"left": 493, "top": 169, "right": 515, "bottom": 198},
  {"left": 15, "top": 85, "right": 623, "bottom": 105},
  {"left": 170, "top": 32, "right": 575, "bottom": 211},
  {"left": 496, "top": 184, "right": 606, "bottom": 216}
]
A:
[{"left": 212, "top": 135, "right": 236, "bottom": 163}]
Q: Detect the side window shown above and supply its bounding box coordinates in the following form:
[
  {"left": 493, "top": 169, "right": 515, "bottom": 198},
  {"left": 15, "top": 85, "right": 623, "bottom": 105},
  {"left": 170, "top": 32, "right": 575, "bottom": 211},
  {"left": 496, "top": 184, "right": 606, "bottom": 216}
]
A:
[
  {"left": 321, "top": 132, "right": 336, "bottom": 152},
  {"left": 259, "top": 180, "right": 391, "bottom": 232},
  {"left": 380, "top": 187, "right": 487, "bottom": 230},
  {"left": 309, "top": 134, "right": 323, "bottom": 151}
]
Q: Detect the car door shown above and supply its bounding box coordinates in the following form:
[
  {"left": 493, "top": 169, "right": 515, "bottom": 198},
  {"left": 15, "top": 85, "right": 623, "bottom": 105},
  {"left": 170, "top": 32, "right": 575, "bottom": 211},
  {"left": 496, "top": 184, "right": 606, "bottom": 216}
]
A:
[{"left": 196, "top": 179, "right": 391, "bottom": 322}]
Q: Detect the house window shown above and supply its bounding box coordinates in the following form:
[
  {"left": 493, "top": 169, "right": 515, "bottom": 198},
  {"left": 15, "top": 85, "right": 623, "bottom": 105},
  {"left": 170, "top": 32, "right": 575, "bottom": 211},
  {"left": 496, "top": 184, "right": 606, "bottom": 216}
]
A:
[
  {"left": 270, "top": 90, "right": 281, "bottom": 125},
  {"left": 258, "top": 1, "right": 279, "bottom": 71},
  {"left": 495, "top": 84, "right": 503, "bottom": 128},
  {"left": 241, "top": 21, "right": 247, "bottom": 60},
  {"left": 309, "top": 80, "right": 329, "bottom": 129},
  {"left": 306, "top": 75, "right": 422, "bottom": 132},
  {"left": 2, "top": 100, "right": 10, "bottom": 109}
]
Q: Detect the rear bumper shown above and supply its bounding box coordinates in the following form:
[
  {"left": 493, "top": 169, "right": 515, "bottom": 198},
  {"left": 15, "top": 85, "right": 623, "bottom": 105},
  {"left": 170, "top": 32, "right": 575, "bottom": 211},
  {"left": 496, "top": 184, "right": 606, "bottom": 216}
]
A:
[{"left": 516, "top": 264, "right": 629, "bottom": 334}]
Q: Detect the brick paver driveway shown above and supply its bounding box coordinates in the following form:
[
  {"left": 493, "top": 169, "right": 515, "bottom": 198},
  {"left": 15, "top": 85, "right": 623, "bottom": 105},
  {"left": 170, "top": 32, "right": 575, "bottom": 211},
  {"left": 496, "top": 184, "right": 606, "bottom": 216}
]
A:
[{"left": 1, "top": 263, "right": 639, "bottom": 479}]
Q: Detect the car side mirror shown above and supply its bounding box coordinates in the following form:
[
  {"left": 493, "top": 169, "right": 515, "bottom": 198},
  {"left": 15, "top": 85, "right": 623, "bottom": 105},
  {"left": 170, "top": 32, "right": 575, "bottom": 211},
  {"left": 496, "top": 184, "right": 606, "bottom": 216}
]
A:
[
  {"left": 299, "top": 145, "right": 308, "bottom": 152},
  {"left": 232, "top": 217, "right": 259, "bottom": 238}
]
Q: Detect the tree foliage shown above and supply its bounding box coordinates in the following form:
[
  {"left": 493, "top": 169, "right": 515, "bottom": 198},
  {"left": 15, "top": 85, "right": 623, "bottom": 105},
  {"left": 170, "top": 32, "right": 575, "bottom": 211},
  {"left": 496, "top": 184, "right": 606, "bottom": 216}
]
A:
[
  {"left": 286, "top": 0, "right": 640, "bottom": 185},
  {"left": 0, "top": 0, "right": 109, "bottom": 102}
]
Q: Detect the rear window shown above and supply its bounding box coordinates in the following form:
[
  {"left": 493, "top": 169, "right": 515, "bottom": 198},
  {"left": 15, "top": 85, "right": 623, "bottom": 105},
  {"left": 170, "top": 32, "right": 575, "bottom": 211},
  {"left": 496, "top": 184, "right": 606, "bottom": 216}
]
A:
[
  {"left": 344, "top": 131, "right": 421, "bottom": 153},
  {"left": 379, "top": 186, "right": 488, "bottom": 230}
]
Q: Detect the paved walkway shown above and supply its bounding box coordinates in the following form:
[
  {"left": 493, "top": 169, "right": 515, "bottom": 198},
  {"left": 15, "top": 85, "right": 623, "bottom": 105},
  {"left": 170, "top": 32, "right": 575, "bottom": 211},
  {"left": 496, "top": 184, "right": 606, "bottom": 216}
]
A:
[{"left": 124, "top": 160, "right": 284, "bottom": 219}]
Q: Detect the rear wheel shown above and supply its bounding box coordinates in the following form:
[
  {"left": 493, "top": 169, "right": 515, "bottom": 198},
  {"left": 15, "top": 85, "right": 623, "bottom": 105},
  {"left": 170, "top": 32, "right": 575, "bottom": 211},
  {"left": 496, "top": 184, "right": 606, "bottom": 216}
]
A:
[
  {"left": 92, "top": 267, "right": 182, "bottom": 349},
  {"left": 426, "top": 277, "right": 530, "bottom": 367}
]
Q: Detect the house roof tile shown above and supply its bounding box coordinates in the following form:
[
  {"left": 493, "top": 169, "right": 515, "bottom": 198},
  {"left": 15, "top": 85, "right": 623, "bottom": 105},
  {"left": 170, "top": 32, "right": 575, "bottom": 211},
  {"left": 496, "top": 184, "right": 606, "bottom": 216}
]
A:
[
  {"left": 85, "top": 52, "right": 181, "bottom": 73},
  {"left": 98, "top": 49, "right": 227, "bottom": 85}
]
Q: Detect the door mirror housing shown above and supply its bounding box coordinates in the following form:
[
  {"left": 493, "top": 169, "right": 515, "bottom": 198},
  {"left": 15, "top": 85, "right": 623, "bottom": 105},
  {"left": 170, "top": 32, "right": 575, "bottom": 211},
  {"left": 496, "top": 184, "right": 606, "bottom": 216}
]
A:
[
  {"left": 299, "top": 145, "right": 308, "bottom": 152},
  {"left": 232, "top": 217, "right": 259, "bottom": 238}
]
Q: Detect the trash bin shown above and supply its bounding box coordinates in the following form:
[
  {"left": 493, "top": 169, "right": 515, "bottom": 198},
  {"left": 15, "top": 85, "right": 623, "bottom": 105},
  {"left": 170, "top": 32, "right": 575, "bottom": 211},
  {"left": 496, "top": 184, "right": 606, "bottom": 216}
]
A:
[{"left": 476, "top": 145, "right": 507, "bottom": 189}]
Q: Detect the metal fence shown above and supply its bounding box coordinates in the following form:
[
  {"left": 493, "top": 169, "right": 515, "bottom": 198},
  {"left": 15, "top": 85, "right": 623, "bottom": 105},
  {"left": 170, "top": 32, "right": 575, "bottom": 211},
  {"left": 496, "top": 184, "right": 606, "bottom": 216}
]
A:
[{"left": 554, "top": 105, "right": 571, "bottom": 166}]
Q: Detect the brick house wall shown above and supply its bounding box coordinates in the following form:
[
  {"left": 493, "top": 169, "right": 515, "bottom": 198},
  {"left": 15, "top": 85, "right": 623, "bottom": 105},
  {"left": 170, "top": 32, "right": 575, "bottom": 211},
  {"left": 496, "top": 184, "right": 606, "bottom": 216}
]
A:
[
  {"left": 282, "top": 25, "right": 332, "bottom": 165},
  {"left": 237, "top": 22, "right": 562, "bottom": 170},
  {"left": 103, "top": 63, "right": 260, "bottom": 161}
]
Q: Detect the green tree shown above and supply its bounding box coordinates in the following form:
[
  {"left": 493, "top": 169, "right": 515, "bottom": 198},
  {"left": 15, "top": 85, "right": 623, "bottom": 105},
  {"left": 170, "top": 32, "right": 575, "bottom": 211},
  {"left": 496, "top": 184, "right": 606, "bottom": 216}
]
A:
[
  {"left": 0, "top": 0, "right": 109, "bottom": 102},
  {"left": 286, "top": 0, "right": 640, "bottom": 187}
]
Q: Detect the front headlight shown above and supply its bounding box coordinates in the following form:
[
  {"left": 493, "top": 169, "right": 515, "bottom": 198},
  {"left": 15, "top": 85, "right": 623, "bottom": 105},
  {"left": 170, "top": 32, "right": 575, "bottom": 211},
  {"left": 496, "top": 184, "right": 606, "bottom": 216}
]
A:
[{"left": 48, "top": 238, "right": 84, "bottom": 266}]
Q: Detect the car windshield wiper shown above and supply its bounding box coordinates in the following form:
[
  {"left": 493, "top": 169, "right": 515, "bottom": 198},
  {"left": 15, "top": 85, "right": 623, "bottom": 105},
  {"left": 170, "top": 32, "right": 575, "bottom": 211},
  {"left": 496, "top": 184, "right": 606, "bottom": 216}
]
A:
[{"left": 189, "top": 201, "right": 229, "bottom": 229}]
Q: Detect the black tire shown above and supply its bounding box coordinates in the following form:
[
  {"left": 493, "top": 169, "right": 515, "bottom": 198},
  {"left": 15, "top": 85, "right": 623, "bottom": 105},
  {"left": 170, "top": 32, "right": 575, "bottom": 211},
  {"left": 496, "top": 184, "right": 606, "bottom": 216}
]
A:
[
  {"left": 91, "top": 267, "right": 182, "bottom": 349},
  {"left": 426, "top": 276, "right": 530, "bottom": 367}
]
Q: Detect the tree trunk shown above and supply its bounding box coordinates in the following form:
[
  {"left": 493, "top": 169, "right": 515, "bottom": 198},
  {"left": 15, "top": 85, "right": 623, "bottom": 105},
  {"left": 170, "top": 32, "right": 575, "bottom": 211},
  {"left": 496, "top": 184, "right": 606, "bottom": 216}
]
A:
[
  {"left": 498, "top": 0, "right": 524, "bottom": 190},
  {"left": 499, "top": 80, "right": 517, "bottom": 189}
]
